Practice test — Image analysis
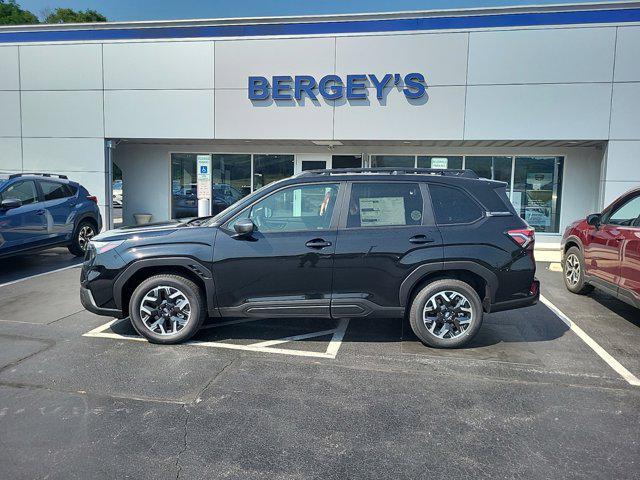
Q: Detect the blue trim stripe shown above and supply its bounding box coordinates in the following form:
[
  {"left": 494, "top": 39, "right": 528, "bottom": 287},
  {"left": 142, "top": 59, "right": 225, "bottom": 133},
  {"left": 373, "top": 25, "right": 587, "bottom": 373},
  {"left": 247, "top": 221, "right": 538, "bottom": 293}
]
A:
[{"left": 1, "top": 8, "right": 639, "bottom": 43}]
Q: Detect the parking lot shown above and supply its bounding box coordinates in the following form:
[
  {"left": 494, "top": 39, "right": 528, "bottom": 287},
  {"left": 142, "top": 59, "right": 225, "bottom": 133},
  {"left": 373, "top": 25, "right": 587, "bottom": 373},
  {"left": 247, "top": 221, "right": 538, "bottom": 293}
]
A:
[{"left": 0, "top": 251, "right": 639, "bottom": 479}]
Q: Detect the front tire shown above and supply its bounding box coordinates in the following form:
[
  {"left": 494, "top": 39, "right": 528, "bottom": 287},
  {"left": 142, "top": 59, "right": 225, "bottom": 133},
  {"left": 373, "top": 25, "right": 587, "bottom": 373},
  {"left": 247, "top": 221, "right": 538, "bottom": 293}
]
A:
[
  {"left": 68, "top": 220, "right": 96, "bottom": 256},
  {"left": 409, "top": 279, "right": 483, "bottom": 348},
  {"left": 129, "top": 274, "right": 206, "bottom": 344},
  {"left": 563, "top": 246, "right": 594, "bottom": 294}
]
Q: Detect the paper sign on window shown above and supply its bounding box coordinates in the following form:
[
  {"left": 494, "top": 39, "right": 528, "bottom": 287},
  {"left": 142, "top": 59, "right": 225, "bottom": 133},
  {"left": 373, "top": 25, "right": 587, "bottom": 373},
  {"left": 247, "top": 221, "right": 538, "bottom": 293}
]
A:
[{"left": 359, "top": 197, "right": 406, "bottom": 226}]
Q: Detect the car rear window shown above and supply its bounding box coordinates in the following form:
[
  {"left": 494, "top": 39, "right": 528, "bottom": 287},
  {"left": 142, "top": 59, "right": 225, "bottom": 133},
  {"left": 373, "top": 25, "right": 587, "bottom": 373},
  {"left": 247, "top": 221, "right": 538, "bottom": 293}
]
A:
[
  {"left": 40, "top": 181, "right": 74, "bottom": 200},
  {"left": 346, "top": 182, "right": 423, "bottom": 228},
  {"left": 429, "top": 184, "right": 484, "bottom": 225}
]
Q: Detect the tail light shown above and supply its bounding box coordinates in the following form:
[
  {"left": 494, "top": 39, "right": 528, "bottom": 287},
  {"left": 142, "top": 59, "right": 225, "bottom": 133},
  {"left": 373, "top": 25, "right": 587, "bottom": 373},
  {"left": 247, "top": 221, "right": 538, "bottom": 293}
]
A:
[
  {"left": 507, "top": 228, "right": 535, "bottom": 250},
  {"left": 87, "top": 195, "right": 98, "bottom": 203}
]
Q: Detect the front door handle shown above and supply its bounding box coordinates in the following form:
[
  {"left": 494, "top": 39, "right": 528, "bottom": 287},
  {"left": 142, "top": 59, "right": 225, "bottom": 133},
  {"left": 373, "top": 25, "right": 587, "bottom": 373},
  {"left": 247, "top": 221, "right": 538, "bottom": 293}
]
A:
[
  {"left": 35, "top": 209, "right": 46, "bottom": 216},
  {"left": 409, "top": 234, "right": 434, "bottom": 244},
  {"left": 306, "top": 238, "right": 332, "bottom": 249}
]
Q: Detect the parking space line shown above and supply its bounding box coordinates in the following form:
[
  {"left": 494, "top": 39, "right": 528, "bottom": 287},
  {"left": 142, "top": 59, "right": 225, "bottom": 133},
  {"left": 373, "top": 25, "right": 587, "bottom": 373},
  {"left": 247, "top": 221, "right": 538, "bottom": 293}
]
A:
[
  {"left": 540, "top": 295, "right": 640, "bottom": 387},
  {"left": 83, "top": 317, "right": 350, "bottom": 359},
  {"left": 0, "top": 264, "right": 81, "bottom": 289}
]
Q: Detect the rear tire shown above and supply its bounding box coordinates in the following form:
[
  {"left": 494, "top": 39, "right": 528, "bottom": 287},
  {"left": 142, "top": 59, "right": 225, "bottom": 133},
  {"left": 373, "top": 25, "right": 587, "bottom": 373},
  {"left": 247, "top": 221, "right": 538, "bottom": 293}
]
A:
[
  {"left": 409, "top": 279, "right": 483, "bottom": 348},
  {"left": 563, "top": 246, "right": 594, "bottom": 294},
  {"left": 68, "top": 220, "right": 96, "bottom": 257},
  {"left": 129, "top": 274, "right": 206, "bottom": 344}
]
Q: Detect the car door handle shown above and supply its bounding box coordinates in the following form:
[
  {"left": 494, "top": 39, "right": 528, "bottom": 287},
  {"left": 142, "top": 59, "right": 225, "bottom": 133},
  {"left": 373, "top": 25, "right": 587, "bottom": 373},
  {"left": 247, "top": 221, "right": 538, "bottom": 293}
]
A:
[
  {"left": 35, "top": 209, "right": 46, "bottom": 216},
  {"left": 409, "top": 235, "right": 434, "bottom": 244},
  {"left": 306, "top": 238, "right": 332, "bottom": 249}
]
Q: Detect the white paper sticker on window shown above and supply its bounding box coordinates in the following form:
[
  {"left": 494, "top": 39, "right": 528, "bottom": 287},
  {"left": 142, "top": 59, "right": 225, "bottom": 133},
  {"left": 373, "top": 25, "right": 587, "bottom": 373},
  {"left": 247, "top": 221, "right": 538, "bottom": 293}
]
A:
[{"left": 359, "top": 197, "right": 406, "bottom": 226}]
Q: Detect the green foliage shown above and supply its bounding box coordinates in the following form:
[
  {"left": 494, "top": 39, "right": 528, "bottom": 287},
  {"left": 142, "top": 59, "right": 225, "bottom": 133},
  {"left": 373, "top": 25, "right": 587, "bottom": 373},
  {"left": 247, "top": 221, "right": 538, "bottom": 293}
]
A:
[
  {"left": 0, "top": 0, "right": 39, "bottom": 25},
  {"left": 0, "top": 1, "right": 107, "bottom": 25},
  {"left": 43, "top": 7, "right": 107, "bottom": 24}
]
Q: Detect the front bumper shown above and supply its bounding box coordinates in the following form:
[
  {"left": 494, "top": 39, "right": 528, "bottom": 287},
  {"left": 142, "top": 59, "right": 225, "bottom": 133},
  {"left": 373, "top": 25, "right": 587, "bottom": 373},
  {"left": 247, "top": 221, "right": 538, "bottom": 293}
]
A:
[
  {"left": 80, "top": 285, "right": 122, "bottom": 318},
  {"left": 488, "top": 278, "right": 540, "bottom": 313}
]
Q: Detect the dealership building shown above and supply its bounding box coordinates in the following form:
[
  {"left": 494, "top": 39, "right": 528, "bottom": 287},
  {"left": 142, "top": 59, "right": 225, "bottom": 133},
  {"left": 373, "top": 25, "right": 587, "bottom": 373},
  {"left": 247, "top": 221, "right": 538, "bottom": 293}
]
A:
[{"left": 1, "top": 1, "right": 640, "bottom": 246}]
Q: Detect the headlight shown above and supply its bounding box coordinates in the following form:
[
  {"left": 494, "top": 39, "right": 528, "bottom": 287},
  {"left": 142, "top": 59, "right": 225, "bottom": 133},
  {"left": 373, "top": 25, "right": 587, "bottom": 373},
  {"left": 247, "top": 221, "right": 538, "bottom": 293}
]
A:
[{"left": 90, "top": 240, "right": 124, "bottom": 254}]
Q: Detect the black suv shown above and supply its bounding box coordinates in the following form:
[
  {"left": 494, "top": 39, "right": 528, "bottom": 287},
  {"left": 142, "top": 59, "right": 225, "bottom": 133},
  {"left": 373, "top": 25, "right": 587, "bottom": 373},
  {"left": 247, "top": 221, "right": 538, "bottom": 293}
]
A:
[{"left": 80, "top": 168, "right": 539, "bottom": 348}]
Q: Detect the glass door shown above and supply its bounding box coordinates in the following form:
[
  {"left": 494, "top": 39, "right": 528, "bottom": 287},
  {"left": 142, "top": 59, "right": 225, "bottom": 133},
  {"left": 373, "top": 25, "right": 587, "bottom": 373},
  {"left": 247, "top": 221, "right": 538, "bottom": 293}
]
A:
[{"left": 294, "top": 155, "right": 331, "bottom": 175}]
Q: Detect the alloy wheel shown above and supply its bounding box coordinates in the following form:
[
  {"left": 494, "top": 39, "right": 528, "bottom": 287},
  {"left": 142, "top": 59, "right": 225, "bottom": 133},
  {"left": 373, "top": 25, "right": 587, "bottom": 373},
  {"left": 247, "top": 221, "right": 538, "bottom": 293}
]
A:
[
  {"left": 565, "top": 253, "right": 581, "bottom": 287},
  {"left": 139, "top": 286, "right": 191, "bottom": 336},
  {"left": 78, "top": 225, "right": 95, "bottom": 251},
  {"left": 422, "top": 290, "right": 473, "bottom": 339}
]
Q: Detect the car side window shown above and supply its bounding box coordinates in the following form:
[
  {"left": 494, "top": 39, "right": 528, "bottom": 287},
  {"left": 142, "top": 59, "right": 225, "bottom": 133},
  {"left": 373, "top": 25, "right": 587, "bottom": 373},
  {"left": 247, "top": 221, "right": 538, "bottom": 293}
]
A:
[
  {"left": 346, "top": 182, "right": 423, "bottom": 228},
  {"left": 0, "top": 180, "right": 38, "bottom": 205},
  {"left": 429, "top": 184, "right": 484, "bottom": 225},
  {"left": 607, "top": 195, "right": 640, "bottom": 227},
  {"left": 228, "top": 183, "right": 339, "bottom": 233},
  {"left": 40, "top": 181, "right": 73, "bottom": 201}
]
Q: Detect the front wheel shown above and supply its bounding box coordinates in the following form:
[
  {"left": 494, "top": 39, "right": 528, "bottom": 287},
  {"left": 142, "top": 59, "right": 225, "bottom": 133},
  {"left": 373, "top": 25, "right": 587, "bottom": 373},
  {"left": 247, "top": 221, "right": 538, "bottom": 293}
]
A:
[
  {"left": 68, "top": 220, "right": 96, "bottom": 256},
  {"left": 409, "top": 279, "right": 483, "bottom": 348},
  {"left": 129, "top": 274, "right": 206, "bottom": 344}
]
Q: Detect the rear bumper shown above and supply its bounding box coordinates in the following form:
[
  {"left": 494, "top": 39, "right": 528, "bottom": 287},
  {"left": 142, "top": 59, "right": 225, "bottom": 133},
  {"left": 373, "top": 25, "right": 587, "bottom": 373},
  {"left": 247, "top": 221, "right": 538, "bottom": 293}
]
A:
[
  {"left": 488, "top": 279, "right": 540, "bottom": 313},
  {"left": 80, "top": 285, "right": 122, "bottom": 318}
]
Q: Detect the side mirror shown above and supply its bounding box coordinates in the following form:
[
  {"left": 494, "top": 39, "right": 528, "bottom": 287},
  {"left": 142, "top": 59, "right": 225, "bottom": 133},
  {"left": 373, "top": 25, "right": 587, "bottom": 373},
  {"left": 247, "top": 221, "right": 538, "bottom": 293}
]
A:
[
  {"left": 586, "top": 213, "right": 601, "bottom": 228},
  {"left": 0, "top": 198, "right": 22, "bottom": 210},
  {"left": 233, "top": 218, "right": 255, "bottom": 236}
]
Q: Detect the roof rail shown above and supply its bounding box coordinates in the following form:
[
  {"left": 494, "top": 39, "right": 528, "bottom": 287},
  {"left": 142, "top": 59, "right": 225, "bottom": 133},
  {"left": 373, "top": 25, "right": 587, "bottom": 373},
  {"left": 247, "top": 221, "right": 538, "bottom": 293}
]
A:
[
  {"left": 297, "top": 167, "right": 479, "bottom": 179},
  {"left": 8, "top": 173, "right": 69, "bottom": 180}
]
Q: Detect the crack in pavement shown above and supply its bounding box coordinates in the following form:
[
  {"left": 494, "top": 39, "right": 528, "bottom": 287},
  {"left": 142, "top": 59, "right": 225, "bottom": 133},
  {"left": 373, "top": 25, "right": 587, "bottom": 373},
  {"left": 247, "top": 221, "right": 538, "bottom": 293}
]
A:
[{"left": 175, "top": 404, "right": 190, "bottom": 480}]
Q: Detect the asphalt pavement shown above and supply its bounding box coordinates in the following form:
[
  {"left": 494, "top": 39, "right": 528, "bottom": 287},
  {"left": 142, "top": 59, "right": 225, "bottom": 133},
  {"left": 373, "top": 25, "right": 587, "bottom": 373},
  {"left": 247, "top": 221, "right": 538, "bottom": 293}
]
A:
[{"left": 0, "top": 253, "right": 638, "bottom": 479}]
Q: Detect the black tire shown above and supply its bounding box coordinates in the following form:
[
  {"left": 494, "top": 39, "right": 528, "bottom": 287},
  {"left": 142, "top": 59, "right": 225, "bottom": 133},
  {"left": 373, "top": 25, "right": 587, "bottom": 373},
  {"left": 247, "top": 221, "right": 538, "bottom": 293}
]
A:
[
  {"left": 563, "top": 246, "right": 594, "bottom": 294},
  {"left": 67, "top": 220, "right": 96, "bottom": 257},
  {"left": 409, "top": 279, "right": 483, "bottom": 348},
  {"left": 129, "top": 274, "right": 206, "bottom": 344}
]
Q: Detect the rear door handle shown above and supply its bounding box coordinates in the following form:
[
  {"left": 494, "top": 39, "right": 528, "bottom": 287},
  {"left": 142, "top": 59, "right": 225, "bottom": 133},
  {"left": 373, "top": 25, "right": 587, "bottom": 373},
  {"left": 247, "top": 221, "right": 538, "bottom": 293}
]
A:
[
  {"left": 306, "top": 238, "right": 332, "bottom": 249},
  {"left": 35, "top": 209, "right": 46, "bottom": 216},
  {"left": 409, "top": 235, "right": 434, "bottom": 244}
]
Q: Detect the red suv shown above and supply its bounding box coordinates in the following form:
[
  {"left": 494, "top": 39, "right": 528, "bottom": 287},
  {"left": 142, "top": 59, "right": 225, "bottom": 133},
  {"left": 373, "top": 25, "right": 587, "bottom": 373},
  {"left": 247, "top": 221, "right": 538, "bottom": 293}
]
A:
[{"left": 562, "top": 187, "right": 640, "bottom": 308}]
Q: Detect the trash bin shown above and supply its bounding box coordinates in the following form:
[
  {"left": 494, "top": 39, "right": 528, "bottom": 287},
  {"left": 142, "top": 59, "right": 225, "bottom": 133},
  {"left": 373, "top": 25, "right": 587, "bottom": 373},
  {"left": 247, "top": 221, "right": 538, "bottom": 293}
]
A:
[{"left": 133, "top": 213, "right": 152, "bottom": 225}]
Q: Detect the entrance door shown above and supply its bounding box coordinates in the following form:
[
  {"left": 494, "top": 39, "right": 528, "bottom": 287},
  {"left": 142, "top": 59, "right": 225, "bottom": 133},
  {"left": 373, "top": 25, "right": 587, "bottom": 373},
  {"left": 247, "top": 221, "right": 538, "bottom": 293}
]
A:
[
  {"left": 212, "top": 182, "right": 343, "bottom": 317},
  {"left": 294, "top": 154, "right": 330, "bottom": 175}
]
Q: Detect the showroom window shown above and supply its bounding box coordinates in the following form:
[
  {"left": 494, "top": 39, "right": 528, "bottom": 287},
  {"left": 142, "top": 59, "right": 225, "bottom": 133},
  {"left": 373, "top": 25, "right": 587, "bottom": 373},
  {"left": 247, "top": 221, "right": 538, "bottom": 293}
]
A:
[
  {"left": 171, "top": 154, "right": 199, "bottom": 219},
  {"left": 512, "top": 156, "right": 564, "bottom": 233},
  {"left": 464, "top": 156, "right": 512, "bottom": 188},
  {"left": 253, "top": 154, "right": 295, "bottom": 190},
  {"left": 370, "top": 155, "right": 415, "bottom": 168}
]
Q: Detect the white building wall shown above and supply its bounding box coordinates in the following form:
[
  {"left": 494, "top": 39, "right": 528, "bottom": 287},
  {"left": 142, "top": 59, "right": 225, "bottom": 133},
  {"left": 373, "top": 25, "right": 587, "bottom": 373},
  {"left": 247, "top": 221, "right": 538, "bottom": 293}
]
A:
[{"left": 0, "top": 18, "right": 638, "bottom": 231}]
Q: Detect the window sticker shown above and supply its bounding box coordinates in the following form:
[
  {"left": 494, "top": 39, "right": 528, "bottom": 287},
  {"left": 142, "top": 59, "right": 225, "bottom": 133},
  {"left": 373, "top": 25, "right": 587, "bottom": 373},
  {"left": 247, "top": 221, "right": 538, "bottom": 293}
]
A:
[
  {"left": 359, "top": 197, "right": 406, "bottom": 226},
  {"left": 410, "top": 210, "right": 422, "bottom": 222}
]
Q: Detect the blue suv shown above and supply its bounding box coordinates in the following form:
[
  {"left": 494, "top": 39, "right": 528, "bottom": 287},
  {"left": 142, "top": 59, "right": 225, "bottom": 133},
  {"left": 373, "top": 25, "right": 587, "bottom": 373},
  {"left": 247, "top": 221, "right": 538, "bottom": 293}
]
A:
[{"left": 0, "top": 173, "right": 102, "bottom": 258}]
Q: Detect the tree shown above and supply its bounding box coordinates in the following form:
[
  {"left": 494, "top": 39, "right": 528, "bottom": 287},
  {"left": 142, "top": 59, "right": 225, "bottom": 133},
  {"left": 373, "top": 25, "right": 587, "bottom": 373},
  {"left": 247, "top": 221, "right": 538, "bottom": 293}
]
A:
[
  {"left": 0, "top": 0, "right": 39, "bottom": 25},
  {"left": 43, "top": 7, "right": 107, "bottom": 24}
]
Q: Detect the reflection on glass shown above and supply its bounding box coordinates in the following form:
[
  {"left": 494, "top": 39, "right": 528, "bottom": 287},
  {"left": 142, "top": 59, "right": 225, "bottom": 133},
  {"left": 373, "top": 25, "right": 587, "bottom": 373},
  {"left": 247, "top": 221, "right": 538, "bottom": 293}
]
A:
[
  {"left": 332, "top": 155, "right": 362, "bottom": 169},
  {"left": 171, "top": 153, "right": 199, "bottom": 219},
  {"left": 513, "top": 156, "right": 564, "bottom": 233},
  {"left": 371, "top": 155, "right": 415, "bottom": 168},
  {"left": 253, "top": 154, "right": 294, "bottom": 189},
  {"left": 417, "top": 156, "right": 462, "bottom": 170},
  {"left": 464, "top": 156, "right": 512, "bottom": 188},
  {"left": 212, "top": 154, "right": 251, "bottom": 214}
]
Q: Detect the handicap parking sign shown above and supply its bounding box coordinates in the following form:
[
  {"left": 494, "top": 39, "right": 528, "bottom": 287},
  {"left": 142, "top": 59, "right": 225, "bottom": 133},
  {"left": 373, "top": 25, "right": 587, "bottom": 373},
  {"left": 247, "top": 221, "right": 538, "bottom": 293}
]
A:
[{"left": 200, "top": 165, "right": 208, "bottom": 174}]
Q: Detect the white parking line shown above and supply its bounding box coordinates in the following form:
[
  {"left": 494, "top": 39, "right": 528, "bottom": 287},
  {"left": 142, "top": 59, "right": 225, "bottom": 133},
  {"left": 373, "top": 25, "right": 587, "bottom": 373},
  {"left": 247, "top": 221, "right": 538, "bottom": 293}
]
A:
[
  {"left": 84, "top": 317, "right": 350, "bottom": 359},
  {"left": 0, "top": 264, "right": 81, "bottom": 289},
  {"left": 540, "top": 295, "right": 640, "bottom": 387}
]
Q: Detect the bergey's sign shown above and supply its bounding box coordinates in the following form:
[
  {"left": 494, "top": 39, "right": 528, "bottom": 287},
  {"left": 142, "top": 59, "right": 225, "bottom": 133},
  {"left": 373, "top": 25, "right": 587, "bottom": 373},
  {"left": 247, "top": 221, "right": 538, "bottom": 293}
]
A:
[{"left": 248, "top": 73, "right": 427, "bottom": 101}]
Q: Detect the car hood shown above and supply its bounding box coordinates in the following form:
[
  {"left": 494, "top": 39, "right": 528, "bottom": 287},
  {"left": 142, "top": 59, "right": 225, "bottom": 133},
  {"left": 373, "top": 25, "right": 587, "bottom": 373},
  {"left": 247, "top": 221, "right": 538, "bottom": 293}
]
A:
[{"left": 92, "top": 220, "right": 187, "bottom": 242}]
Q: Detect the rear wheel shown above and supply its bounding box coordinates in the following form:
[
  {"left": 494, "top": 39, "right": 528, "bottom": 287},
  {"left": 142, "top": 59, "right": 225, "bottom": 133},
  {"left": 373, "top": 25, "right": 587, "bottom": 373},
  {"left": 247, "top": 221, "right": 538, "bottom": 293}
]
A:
[
  {"left": 129, "top": 274, "right": 206, "bottom": 344},
  {"left": 409, "top": 279, "right": 483, "bottom": 348},
  {"left": 68, "top": 220, "right": 96, "bottom": 256},
  {"left": 563, "top": 246, "right": 594, "bottom": 294}
]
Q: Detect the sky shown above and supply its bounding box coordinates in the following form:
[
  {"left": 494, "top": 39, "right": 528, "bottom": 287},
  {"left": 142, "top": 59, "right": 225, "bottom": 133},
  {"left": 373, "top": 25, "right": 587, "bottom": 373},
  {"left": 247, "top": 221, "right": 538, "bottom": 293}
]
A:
[{"left": 18, "top": 0, "right": 615, "bottom": 22}]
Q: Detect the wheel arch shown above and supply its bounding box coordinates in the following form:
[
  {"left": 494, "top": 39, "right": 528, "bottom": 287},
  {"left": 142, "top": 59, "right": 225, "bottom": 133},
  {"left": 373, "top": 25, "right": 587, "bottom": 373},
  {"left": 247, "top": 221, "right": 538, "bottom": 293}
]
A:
[
  {"left": 399, "top": 261, "right": 498, "bottom": 311},
  {"left": 563, "top": 235, "right": 583, "bottom": 255},
  {"left": 113, "top": 258, "right": 216, "bottom": 318}
]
